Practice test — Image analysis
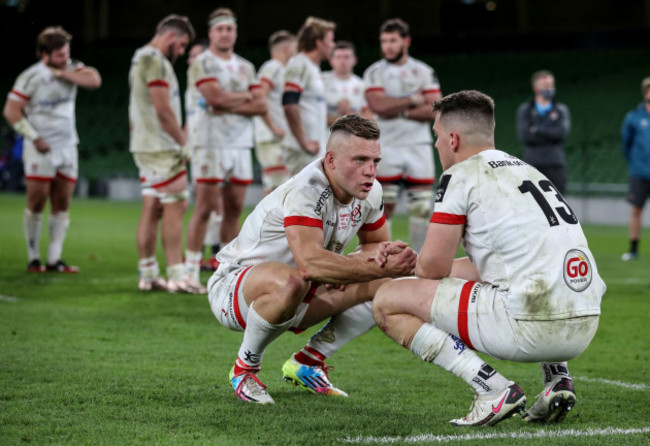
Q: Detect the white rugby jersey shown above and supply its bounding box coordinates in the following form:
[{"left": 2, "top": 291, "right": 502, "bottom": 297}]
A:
[
  {"left": 188, "top": 51, "right": 259, "bottom": 150},
  {"left": 322, "top": 72, "right": 368, "bottom": 117},
  {"left": 282, "top": 53, "right": 327, "bottom": 152},
  {"left": 214, "top": 158, "right": 386, "bottom": 273},
  {"left": 8, "top": 60, "right": 84, "bottom": 150},
  {"left": 128, "top": 46, "right": 182, "bottom": 153},
  {"left": 431, "top": 149, "right": 605, "bottom": 320},
  {"left": 253, "top": 59, "right": 288, "bottom": 144},
  {"left": 363, "top": 57, "right": 440, "bottom": 147}
]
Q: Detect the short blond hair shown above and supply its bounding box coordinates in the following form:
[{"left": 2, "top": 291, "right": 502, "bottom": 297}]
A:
[{"left": 297, "top": 17, "right": 335, "bottom": 52}]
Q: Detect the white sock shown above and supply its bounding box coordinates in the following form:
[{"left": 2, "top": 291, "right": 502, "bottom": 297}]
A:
[
  {"left": 184, "top": 250, "right": 202, "bottom": 283},
  {"left": 411, "top": 323, "right": 510, "bottom": 396},
  {"left": 24, "top": 208, "right": 43, "bottom": 261},
  {"left": 166, "top": 263, "right": 186, "bottom": 282},
  {"left": 204, "top": 212, "right": 222, "bottom": 246},
  {"left": 47, "top": 211, "right": 69, "bottom": 265},
  {"left": 540, "top": 362, "right": 571, "bottom": 384},
  {"left": 138, "top": 256, "right": 159, "bottom": 281},
  {"left": 409, "top": 216, "right": 428, "bottom": 253},
  {"left": 237, "top": 302, "right": 293, "bottom": 369},
  {"left": 307, "top": 301, "right": 375, "bottom": 358}
]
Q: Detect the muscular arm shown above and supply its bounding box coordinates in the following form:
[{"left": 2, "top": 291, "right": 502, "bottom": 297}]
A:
[
  {"left": 415, "top": 222, "right": 463, "bottom": 279},
  {"left": 3, "top": 98, "right": 50, "bottom": 152},
  {"left": 283, "top": 85, "right": 318, "bottom": 153},
  {"left": 3, "top": 98, "right": 25, "bottom": 126},
  {"left": 402, "top": 90, "right": 440, "bottom": 122},
  {"left": 54, "top": 66, "right": 102, "bottom": 89},
  {"left": 365, "top": 89, "right": 414, "bottom": 116},
  {"left": 149, "top": 85, "right": 186, "bottom": 146},
  {"left": 286, "top": 224, "right": 415, "bottom": 284},
  {"left": 258, "top": 81, "right": 284, "bottom": 137},
  {"left": 230, "top": 87, "right": 268, "bottom": 116},
  {"left": 197, "top": 79, "right": 252, "bottom": 111}
]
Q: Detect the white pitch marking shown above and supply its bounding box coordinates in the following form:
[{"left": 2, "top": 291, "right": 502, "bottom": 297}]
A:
[
  {"left": 577, "top": 376, "right": 649, "bottom": 390},
  {"left": 0, "top": 295, "right": 21, "bottom": 303},
  {"left": 342, "top": 427, "right": 650, "bottom": 444}
]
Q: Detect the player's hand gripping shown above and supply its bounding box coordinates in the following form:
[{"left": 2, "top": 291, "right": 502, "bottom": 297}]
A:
[{"left": 373, "top": 240, "right": 417, "bottom": 277}]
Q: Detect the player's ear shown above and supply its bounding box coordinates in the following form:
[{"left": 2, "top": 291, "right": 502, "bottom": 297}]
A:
[
  {"left": 325, "top": 150, "right": 336, "bottom": 169},
  {"left": 450, "top": 132, "right": 459, "bottom": 152}
]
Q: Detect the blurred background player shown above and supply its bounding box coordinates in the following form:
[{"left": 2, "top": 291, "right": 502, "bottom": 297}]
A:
[
  {"left": 373, "top": 90, "right": 605, "bottom": 427},
  {"left": 207, "top": 115, "right": 416, "bottom": 404},
  {"left": 620, "top": 77, "right": 650, "bottom": 261},
  {"left": 253, "top": 30, "right": 296, "bottom": 195},
  {"left": 282, "top": 17, "right": 335, "bottom": 175},
  {"left": 3, "top": 26, "right": 101, "bottom": 273},
  {"left": 185, "top": 8, "right": 267, "bottom": 285},
  {"left": 322, "top": 41, "right": 373, "bottom": 126},
  {"left": 183, "top": 39, "right": 222, "bottom": 272},
  {"left": 363, "top": 18, "right": 441, "bottom": 253},
  {"left": 517, "top": 70, "right": 571, "bottom": 195},
  {"left": 129, "top": 14, "right": 202, "bottom": 293}
]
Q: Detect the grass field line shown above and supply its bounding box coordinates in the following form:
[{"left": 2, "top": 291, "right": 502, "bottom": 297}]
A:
[
  {"left": 577, "top": 376, "right": 649, "bottom": 390},
  {"left": 341, "top": 426, "right": 650, "bottom": 444}
]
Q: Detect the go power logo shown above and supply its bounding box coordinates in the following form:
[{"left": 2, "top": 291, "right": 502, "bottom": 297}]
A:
[{"left": 563, "top": 249, "right": 592, "bottom": 292}]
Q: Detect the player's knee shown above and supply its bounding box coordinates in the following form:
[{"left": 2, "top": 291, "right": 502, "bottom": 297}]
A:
[
  {"left": 382, "top": 183, "right": 400, "bottom": 205},
  {"left": 406, "top": 189, "right": 433, "bottom": 220},
  {"left": 372, "top": 281, "right": 396, "bottom": 322}
]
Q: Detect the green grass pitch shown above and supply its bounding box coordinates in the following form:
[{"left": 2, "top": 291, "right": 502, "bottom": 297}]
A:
[{"left": 0, "top": 193, "right": 649, "bottom": 445}]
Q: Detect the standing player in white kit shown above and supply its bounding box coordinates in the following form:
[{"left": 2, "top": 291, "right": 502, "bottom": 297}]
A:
[{"left": 4, "top": 26, "right": 101, "bottom": 273}]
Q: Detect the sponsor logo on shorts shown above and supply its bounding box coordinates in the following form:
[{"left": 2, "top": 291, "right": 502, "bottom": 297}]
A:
[
  {"left": 470, "top": 283, "right": 482, "bottom": 304},
  {"left": 563, "top": 249, "right": 592, "bottom": 292}
]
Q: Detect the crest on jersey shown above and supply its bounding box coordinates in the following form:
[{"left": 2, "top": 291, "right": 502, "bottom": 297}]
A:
[{"left": 563, "top": 249, "right": 592, "bottom": 292}]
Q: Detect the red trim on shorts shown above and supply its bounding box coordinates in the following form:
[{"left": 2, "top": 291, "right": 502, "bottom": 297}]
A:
[
  {"left": 229, "top": 177, "right": 253, "bottom": 185},
  {"left": 233, "top": 266, "right": 254, "bottom": 329},
  {"left": 147, "top": 80, "right": 169, "bottom": 88},
  {"left": 56, "top": 172, "right": 77, "bottom": 183},
  {"left": 249, "top": 84, "right": 261, "bottom": 90},
  {"left": 377, "top": 174, "right": 403, "bottom": 183},
  {"left": 360, "top": 214, "right": 386, "bottom": 232},
  {"left": 263, "top": 165, "right": 288, "bottom": 174},
  {"left": 284, "top": 216, "right": 323, "bottom": 229},
  {"left": 458, "top": 281, "right": 477, "bottom": 350},
  {"left": 285, "top": 82, "right": 303, "bottom": 92},
  {"left": 365, "top": 86, "right": 385, "bottom": 94},
  {"left": 11, "top": 89, "right": 30, "bottom": 101},
  {"left": 150, "top": 169, "right": 187, "bottom": 189},
  {"left": 405, "top": 176, "right": 435, "bottom": 185},
  {"left": 423, "top": 88, "right": 441, "bottom": 95},
  {"left": 430, "top": 212, "right": 466, "bottom": 225},
  {"left": 196, "top": 178, "right": 224, "bottom": 184},
  {"left": 25, "top": 175, "right": 54, "bottom": 182},
  {"left": 196, "top": 77, "right": 217, "bottom": 87},
  {"left": 260, "top": 77, "right": 274, "bottom": 89}
]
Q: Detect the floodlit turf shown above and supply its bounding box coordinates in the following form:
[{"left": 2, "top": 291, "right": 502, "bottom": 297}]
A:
[{"left": 0, "top": 193, "right": 649, "bottom": 445}]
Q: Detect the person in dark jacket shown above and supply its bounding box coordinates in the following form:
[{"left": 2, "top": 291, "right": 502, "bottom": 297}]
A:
[
  {"left": 620, "top": 77, "right": 650, "bottom": 261},
  {"left": 517, "top": 70, "right": 571, "bottom": 195}
]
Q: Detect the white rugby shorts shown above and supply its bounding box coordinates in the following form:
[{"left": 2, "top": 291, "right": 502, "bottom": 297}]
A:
[
  {"left": 191, "top": 147, "right": 253, "bottom": 185},
  {"left": 23, "top": 139, "right": 78, "bottom": 182},
  {"left": 431, "top": 278, "right": 599, "bottom": 363},
  {"left": 377, "top": 143, "right": 435, "bottom": 185}
]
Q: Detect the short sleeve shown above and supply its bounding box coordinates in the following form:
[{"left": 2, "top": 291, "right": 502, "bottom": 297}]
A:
[
  {"left": 284, "top": 57, "right": 307, "bottom": 92},
  {"left": 420, "top": 63, "right": 441, "bottom": 95},
  {"left": 139, "top": 53, "right": 169, "bottom": 88},
  {"left": 283, "top": 184, "right": 325, "bottom": 229},
  {"left": 430, "top": 172, "right": 468, "bottom": 225},
  {"left": 9, "top": 68, "right": 40, "bottom": 102}
]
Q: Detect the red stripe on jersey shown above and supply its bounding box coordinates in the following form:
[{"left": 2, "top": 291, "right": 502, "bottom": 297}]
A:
[
  {"left": 249, "top": 84, "right": 261, "bottom": 90},
  {"left": 229, "top": 177, "right": 254, "bottom": 185},
  {"left": 360, "top": 214, "right": 386, "bottom": 232},
  {"left": 260, "top": 77, "right": 274, "bottom": 89},
  {"left": 263, "top": 165, "right": 288, "bottom": 173},
  {"left": 285, "top": 82, "right": 303, "bottom": 92},
  {"left": 147, "top": 80, "right": 169, "bottom": 88},
  {"left": 377, "top": 174, "right": 403, "bottom": 183},
  {"left": 365, "top": 86, "right": 385, "bottom": 94},
  {"left": 56, "top": 172, "right": 77, "bottom": 183},
  {"left": 405, "top": 175, "right": 435, "bottom": 185},
  {"left": 10, "top": 89, "right": 30, "bottom": 101},
  {"left": 423, "top": 88, "right": 441, "bottom": 95},
  {"left": 195, "top": 77, "right": 217, "bottom": 87},
  {"left": 25, "top": 175, "right": 54, "bottom": 182},
  {"left": 233, "top": 266, "right": 253, "bottom": 329},
  {"left": 458, "top": 281, "right": 477, "bottom": 350},
  {"left": 150, "top": 170, "right": 186, "bottom": 188},
  {"left": 284, "top": 216, "right": 323, "bottom": 229},
  {"left": 430, "top": 213, "right": 466, "bottom": 225}
]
